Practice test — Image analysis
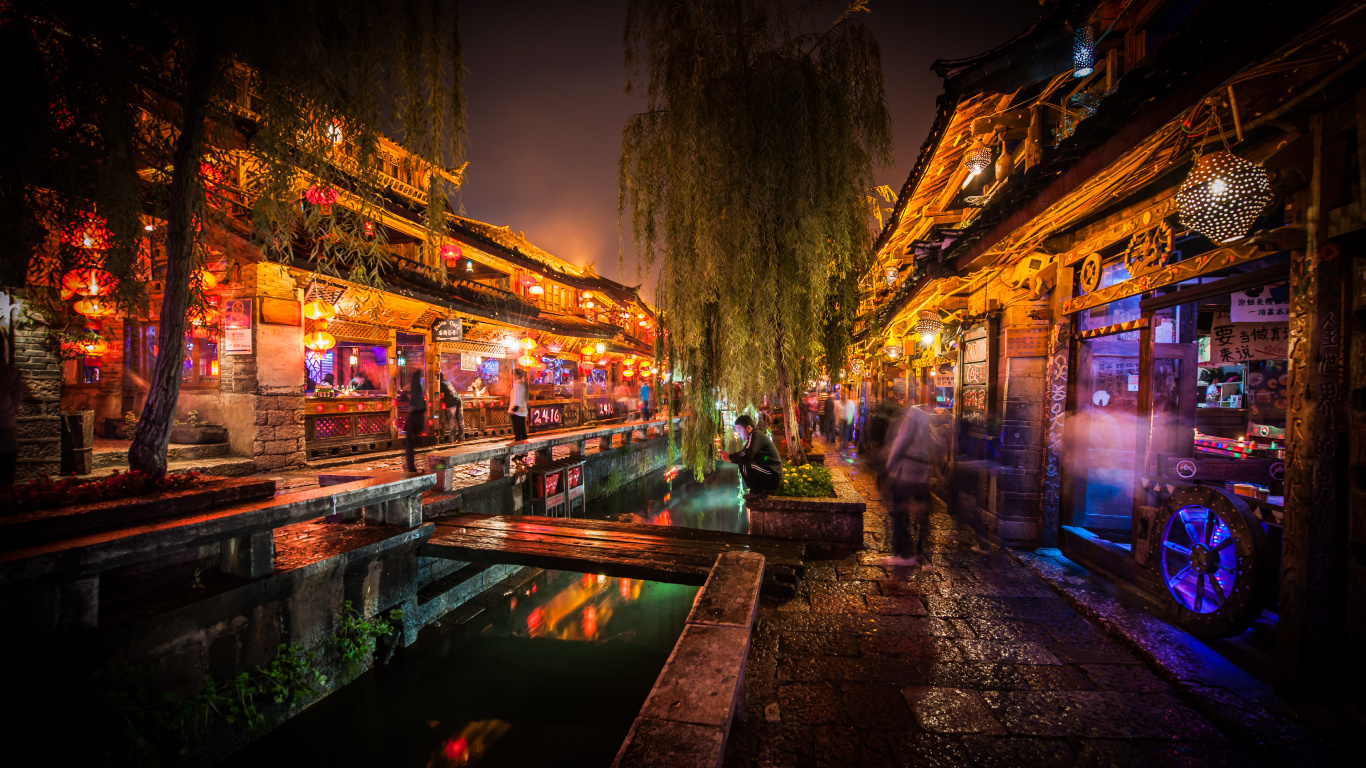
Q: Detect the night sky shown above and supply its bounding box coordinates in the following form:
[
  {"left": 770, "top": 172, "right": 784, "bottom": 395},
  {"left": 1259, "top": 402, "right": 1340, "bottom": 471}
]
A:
[{"left": 459, "top": 1, "right": 1044, "bottom": 298}]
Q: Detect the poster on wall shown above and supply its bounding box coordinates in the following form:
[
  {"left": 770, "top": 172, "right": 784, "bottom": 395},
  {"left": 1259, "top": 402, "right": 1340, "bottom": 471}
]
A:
[
  {"left": 1210, "top": 312, "right": 1288, "bottom": 363},
  {"left": 223, "top": 298, "right": 252, "bottom": 355},
  {"left": 1004, "top": 326, "right": 1050, "bottom": 357},
  {"left": 460, "top": 353, "right": 480, "bottom": 372},
  {"left": 1231, "top": 283, "right": 1290, "bottom": 323}
]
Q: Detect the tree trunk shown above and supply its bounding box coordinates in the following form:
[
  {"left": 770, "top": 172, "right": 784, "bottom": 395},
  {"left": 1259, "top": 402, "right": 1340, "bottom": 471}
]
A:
[
  {"left": 773, "top": 330, "right": 805, "bottom": 466},
  {"left": 128, "top": 21, "right": 220, "bottom": 477}
]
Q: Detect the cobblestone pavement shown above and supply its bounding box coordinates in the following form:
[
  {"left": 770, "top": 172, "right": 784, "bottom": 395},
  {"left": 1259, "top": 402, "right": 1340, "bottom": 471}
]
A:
[{"left": 723, "top": 445, "right": 1255, "bottom": 768}]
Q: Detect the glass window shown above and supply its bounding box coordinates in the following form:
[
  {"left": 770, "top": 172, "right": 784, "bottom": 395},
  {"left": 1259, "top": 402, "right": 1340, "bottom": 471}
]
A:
[{"left": 1067, "top": 330, "right": 1142, "bottom": 544}]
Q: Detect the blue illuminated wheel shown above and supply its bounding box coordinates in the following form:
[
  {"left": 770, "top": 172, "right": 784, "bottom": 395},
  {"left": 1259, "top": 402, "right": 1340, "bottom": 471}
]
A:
[{"left": 1156, "top": 486, "right": 1270, "bottom": 637}]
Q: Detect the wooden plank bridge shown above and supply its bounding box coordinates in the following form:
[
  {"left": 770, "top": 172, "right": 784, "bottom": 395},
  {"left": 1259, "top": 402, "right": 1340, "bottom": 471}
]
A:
[{"left": 421, "top": 514, "right": 805, "bottom": 597}]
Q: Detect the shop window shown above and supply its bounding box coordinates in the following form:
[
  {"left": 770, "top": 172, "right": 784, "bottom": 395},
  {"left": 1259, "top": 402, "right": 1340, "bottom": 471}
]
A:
[
  {"left": 1078, "top": 259, "right": 1142, "bottom": 333},
  {"left": 135, "top": 324, "right": 219, "bottom": 388}
]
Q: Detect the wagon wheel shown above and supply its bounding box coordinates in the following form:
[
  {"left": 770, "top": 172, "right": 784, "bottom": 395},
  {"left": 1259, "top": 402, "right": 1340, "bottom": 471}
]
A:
[
  {"left": 1079, "top": 252, "right": 1103, "bottom": 293},
  {"left": 1154, "top": 485, "right": 1271, "bottom": 637}
]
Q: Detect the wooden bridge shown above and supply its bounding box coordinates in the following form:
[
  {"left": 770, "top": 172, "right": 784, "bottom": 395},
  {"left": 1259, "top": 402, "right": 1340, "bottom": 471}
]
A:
[{"left": 421, "top": 514, "right": 805, "bottom": 597}]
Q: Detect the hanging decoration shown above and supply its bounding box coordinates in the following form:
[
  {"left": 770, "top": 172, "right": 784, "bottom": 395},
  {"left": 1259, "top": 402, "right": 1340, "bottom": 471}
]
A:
[
  {"left": 581, "top": 345, "right": 596, "bottom": 357},
  {"left": 79, "top": 336, "right": 109, "bottom": 357},
  {"left": 305, "top": 185, "right": 340, "bottom": 215},
  {"left": 883, "top": 343, "right": 904, "bottom": 361},
  {"left": 1176, "top": 151, "right": 1273, "bottom": 243},
  {"left": 915, "top": 310, "right": 943, "bottom": 342},
  {"left": 60, "top": 268, "right": 117, "bottom": 300},
  {"left": 304, "top": 329, "right": 336, "bottom": 352},
  {"left": 963, "top": 146, "right": 993, "bottom": 176},
  {"left": 849, "top": 358, "right": 864, "bottom": 375},
  {"left": 363, "top": 221, "right": 375, "bottom": 237},
  {"left": 302, "top": 300, "right": 336, "bottom": 322},
  {"left": 883, "top": 267, "right": 898, "bottom": 286},
  {"left": 440, "top": 243, "right": 462, "bottom": 264},
  {"left": 61, "top": 212, "right": 112, "bottom": 250},
  {"left": 188, "top": 305, "right": 220, "bottom": 327},
  {"left": 1072, "top": 26, "right": 1094, "bottom": 77},
  {"left": 348, "top": 351, "right": 359, "bottom": 366},
  {"left": 518, "top": 353, "right": 536, "bottom": 368},
  {"left": 520, "top": 337, "right": 536, "bottom": 350},
  {"left": 72, "top": 298, "right": 115, "bottom": 318},
  {"left": 595, "top": 342, "right": 606, "bottom": 354},
  {"left": 396, "top": 349, "right": 407, "bottom": 366},
  {"left": 465, "top": 259, "right": 474, "bottom": 273},
  {"left": 194, "top": 269, "right": 218, "bottom": 290},
  {"left": 528, "top": 277, "right": 544, "bottom": 296},
  {"left": 545, "top": 341, "right": 563, "bottom": 354}
]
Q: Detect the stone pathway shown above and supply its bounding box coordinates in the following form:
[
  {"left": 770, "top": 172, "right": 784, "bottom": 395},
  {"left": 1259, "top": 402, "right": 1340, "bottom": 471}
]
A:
[{"left": 723, "top": 444, "right": 1257, "bottom": 768}]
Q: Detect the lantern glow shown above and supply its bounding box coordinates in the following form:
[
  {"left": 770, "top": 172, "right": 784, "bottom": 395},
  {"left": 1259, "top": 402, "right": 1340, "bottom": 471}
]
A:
[
  {"left": 595, "top": 342, "right": 606, "bottom": 354},
  {"left": 1177, "top": 151, "right": 1273, "bottom": 243},
  {"left": 963, "top": 146, "right": 992, "bottom": 176},
  {"left": 883, "top": 267, "right": 898, "bottom": 286},
  {"left": 61, "top": 268, "right": 116, "bottom": 300},
  {"left": 72, "top": 298, "right": 115, "bottom": 318},
  {"left": 916, "top": 311, "right": 943, "bottom": 342},
  {"left": 302, "top": 300, "right": 336, "bottom": 321},
  {"left": 304, "top": 331, "right": 336, "bottom": 352}
]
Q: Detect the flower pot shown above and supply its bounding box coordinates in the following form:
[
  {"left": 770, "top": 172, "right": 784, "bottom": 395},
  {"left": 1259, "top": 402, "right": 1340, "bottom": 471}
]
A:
[{"left": 170, "top": 424, "right": 228, "bottom": 445}]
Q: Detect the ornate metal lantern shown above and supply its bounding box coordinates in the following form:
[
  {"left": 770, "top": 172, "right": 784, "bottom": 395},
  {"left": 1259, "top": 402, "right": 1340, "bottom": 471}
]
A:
[
  {"left": 883, "top": 343, "right": 903, "bottom": 361},
  {"left": 1177, "top": 151, "right": 1273, "bottom": 243},
  {"left": 916, "top": 310, "right": 944, "bottom": 342},
  {"left": 963, "top": 146, "right": 993, "bottom": 176},
  {"left": 1072, "top": 26, "right": 1094, "bottom": 77},
  {"left": 883, "top": 267, "right": 898, "bottom": 286}
]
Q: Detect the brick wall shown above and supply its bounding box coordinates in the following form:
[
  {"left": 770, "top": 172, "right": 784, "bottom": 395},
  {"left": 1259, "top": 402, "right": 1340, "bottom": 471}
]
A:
[{"left": 9, "top": 306, "right": 63, "bottom": 480}]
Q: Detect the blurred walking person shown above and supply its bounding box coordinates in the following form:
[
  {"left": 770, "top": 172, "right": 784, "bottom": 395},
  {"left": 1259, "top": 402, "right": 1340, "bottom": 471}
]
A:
[
  {"left": 403, "top": 370, "right": 426, "bottom": 473},
  {"left": 879, "top": 402, "right": 938, "bottom": 570},
  {"left": 509, "top": 368, "right": 529, "bottom": 441},
  {"left": 439, "top": 372, "right": 464, "bottom": 443},
  {"left": 840, "top": 392, "right": 858, "bottom": 449}
]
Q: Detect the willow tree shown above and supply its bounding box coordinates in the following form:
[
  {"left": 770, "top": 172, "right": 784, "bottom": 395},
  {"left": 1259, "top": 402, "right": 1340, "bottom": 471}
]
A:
[
  {"left": 620, "top": 0, "right": 891, "bottom": 473},
  {"left": 3, "top": 1, "right": 465, "bottom": 476}
]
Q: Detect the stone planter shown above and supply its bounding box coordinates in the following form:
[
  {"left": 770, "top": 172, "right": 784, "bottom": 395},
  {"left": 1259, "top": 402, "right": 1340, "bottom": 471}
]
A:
[
  {"left": 170, "top": 424, "right": 228, "bottom": 445},
  {"left": 747, "top": 466, "right": 865, "bottom": 546}
]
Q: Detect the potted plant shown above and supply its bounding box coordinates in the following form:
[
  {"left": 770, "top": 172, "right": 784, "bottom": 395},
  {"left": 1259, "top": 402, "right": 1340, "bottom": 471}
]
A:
[{"left": 169, "top": 411, "right": 228, "bottom": 445}]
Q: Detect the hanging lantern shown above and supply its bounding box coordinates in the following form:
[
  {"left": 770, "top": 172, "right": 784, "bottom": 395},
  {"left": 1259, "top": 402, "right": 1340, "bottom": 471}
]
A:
[
  {"left": 963, "top": 146, "right": 993, "bottom": 176},
  {"left": 61, "top": 212, "right": 112, "bottom": 250},
  {"left": 581, "top": 345, "right": 595, "bottom": 357},
  {"left": 304, "top": 330, "right": 336, "bottom": 352},
  {"left": 194, "top": 269, "right": 218, "bottom": 290},
  {"left": 302, "top": 300, "right": 336, "bottom": 322},
  {"left": 210, "top": 360, "right": 220, "bottom": 376},
  {"left": 584, "top": 299, "right": 594, "bottom": 309},
  {"left": 348, "top": 351, "right": 359, "bottom": 366},
  {"left": 188, "top": 305, "right": 220, "bottom": 327},
  {"left": 465, "top": 258, "right": 474, "bottom": 273},
  {"left": 519, "top": 274, "right": 537, "bottom": 288},
  {"left": 528, "top": 278, "right": 544, "bottom": 296},
  {"left": 518, "top": 353, "right": 536, "bottom": 368},
  {"left": 1072, "top": 26, "right": 1095, "bottom": 78},
  {"left": 621, "top": 367, "right": 634, "bottom": 378},
  {"left": 396, "top": 349, "right": 407, "bottom": 366},
  {"left": 60, "top": 268, "right": 117, "bottom": 300},
  {"left": 595, "top": 342, "right": 606, "bottom": 354},
  {"left": 915, "top": 310, "right": 943, "bottom": 342},
  {"left": 638, "top": 319, "right": 648, "bottom": 326},
  {"left": 883, "top": 267, "right": 898, "bottom": 286},
  {"left": 77, "top": 336, "right": 109, "bottom": 357},
  {"left": 440, "top": 243, "right": 462, "bottom": 264},
  {"left": 850, "top": 358, "right": 864, "bottom": 375},
  {"left": 364, "top": 221, "right": 375, "bottom": 237},
  {"left": 883, "top": 343, "right": 904, "bottom": 361},
  {"left": 72, "top": 298, "right": 115, "bottom": 318},
  {"left": 325, "top": 121, "right": 344, "bottom": 145},
  {"left": 520, "top": 337, "right": 536, "bottom": 350},
  {"left": 305, "top": 185, "right": 340, "bottom": 214},
  {"left": 1177, "top": 151, "right": 1273, "bottom": 244}
]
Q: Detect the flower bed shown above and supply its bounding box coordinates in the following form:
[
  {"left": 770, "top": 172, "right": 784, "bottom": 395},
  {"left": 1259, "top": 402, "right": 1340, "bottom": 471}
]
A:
[
  {"left": 778, "top": 464, "right": 835, "bottom": 498},
  {"left": 1, "top": 470, "right": 204, "bottom": 514}
]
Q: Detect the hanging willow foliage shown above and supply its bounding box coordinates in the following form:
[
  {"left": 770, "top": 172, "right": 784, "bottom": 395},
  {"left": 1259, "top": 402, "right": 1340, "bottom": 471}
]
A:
[
  {"left": 619, "top": 0, "right": 892, "bottom": 475},
  {"left": 2, "top": 1, "right": 466, "bottom": 476}
]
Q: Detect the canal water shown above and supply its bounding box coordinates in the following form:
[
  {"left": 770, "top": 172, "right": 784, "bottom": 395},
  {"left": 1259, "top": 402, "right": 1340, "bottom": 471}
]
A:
[{"left": 227, "top": 465, "right": 743, "bottom": 768}]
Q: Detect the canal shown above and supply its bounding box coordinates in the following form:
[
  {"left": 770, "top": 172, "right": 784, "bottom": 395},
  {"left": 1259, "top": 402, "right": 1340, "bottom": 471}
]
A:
[{"left": 226, "top": 465, "right": 744, "bottom": 768}]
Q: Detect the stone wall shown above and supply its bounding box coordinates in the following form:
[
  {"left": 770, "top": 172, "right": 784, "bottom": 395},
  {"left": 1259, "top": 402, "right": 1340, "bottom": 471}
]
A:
[{"left": 5, "top": 296, "right": 63, "bottom": 481}]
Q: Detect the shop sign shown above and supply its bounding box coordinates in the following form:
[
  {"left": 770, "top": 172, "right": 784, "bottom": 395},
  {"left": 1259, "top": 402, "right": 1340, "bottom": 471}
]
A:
[
  {"left": 529, "top": 403, "right": 563, "bottom": 427},
  {"left": 911, "top": 352, "right": 954, "bottom": 370},
  {"left": 962, "top": 388, "right": 987, "bottom": 411},
  {"left": 1004, "top": 326, "right": 1050, "bottom": 357},
  {"left": 1166, "top": 455, "right": 1283, "bottom": 482},
  {"left": 963, "top": 362, "right": 989, "bottom": 385},
  {"left": 1210, "top": 312, "right": 1288, "bottom": 363},
  {"left": 1231, "top": 284, "right": 1289, "bottom": 323},
  {"left": 964, "top": 337, "right": 989, "bottom": 364},
  {"left": 432, "top": 317, "right": 464, "bottom": 343},
  {"left": 223, "top": 298, "right": 252, "bottom": 355},
  {"left": 260, "top": 297, "right": 301, "bottom": 326}
]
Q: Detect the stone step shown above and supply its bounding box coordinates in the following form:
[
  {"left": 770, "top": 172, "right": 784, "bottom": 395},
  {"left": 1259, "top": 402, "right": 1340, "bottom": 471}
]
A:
[
  {"left": 83, "top": 455, "right": 257, "bottom": 479},
  {"left": 92, "top": 441, "right": 230, "bottom": 469}
]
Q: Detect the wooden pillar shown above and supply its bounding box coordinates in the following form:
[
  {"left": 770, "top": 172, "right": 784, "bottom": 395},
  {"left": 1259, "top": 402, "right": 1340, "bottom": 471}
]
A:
[{"left": 1278, "top": 115, "right": 1353, "bottom": 702}]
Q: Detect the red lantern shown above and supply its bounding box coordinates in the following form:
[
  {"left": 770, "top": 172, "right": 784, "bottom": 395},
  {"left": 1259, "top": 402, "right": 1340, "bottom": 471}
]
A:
[
  {"left": 305, "top": 185, "right": 340, "bottom": 214},
  {"left": 60, "top": 268, "right": 117, "bottom": 300},
  {"left": 364, "top": 221, "right": 375, "bottom": 237},
  {"left": 79, "top": 337, "right": 109, "bottom": 357},
  {"left": 72, "top": 298, "right": 115, "bottom": 318},
  {"left": 61, "top": 212, "right": 112, "bottom": 250},
  {"left": 441, "top": 243, "right": 462, "bottom": 264}
]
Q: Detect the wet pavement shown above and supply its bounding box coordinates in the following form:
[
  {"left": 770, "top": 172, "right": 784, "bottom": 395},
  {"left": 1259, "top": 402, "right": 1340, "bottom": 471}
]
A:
[{"left": 723, "top": 441, "right": 1259, "bottom": 768}]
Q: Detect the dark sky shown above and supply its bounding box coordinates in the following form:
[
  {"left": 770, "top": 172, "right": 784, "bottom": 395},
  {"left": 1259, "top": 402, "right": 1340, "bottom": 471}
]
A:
[{"left": 459, "top": 1, "right": 1044, "bottom": 298}]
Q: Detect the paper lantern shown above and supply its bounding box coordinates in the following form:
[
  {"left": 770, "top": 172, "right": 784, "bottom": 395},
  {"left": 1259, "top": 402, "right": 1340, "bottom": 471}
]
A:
[
  {"left": 304, "top": 331, "right": 336, "bottom": 352},
  {"left": 916, "top": 311, "right": 943, "bottom": 342},
  {"left": 883, "top": 267, "right": 898, "bottom": 286},
  {"left": 518, "top": 354, "right": 536, "bottom": 367},
  {"left": 1072, "top": 26, "right": 1094, "bottom": 78},
  {"left": 305, "top": 185, "right": 340, "bottom": 214},
  {"left": 194, "top": 269, "right": 218, "bottom": 290},
  {"left": 61, "top": 212, "right": 112, "bottom": 250},
  {"left": 621, "top": 368, "right": 634, "bottom": 378},
  {"left": 1177, "top": 151, "right": 1273, "bottom": 244},
  {"left": 188, "top": 306, "right": 220, "bottom": 327},
  {"left": 60, "top": 268, "right": 116, "bottom": 299},
  {"left": 584, "top": 299, "right": 594, "bottom": 309},
  {"left": 963, "top": 146, "right": 993, "bottom": 176},
  {"left": 520, "top": 337, "right": 536, "bottom": 350},
  {"left": 302, "top": 300, "right": 336, "bottom": 321},
  {"left": 78, "top": 337, "right": 108, "bottom": 356},
  {"left": 364, "top": 221, "right": 375, "bottom": 237},
  {"left": 72, "top": 298, "right": 115, "bottom": 318},
  {"left": 440, "top": 243, "right": 462, "bottom": 264},
  {"left": 528, "top": 280, "right": 544, "bottom": 295}
]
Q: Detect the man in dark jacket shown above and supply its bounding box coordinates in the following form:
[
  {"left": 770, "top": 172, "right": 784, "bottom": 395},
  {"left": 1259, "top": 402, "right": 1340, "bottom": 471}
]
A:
[{"left": 720, "top": 414, "right": 783, "bottom": 499}]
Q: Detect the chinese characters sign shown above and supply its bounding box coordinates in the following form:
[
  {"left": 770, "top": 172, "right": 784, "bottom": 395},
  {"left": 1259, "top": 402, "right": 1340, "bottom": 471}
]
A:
[
  {"left": 1231, "top": 283, "right": 1289, "bottom": 323},
  {"left": 1210, "top": 312, "right": 1288, "bottom": 363}
]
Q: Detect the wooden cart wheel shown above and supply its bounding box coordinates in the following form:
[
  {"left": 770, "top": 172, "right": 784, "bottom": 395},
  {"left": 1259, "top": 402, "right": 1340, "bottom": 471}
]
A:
[
  {"left": 1154, "top": 485, "right": 1271, "bottom": 637},
  {"left": 1079, "top": 252, "right": 1103, "bottom": 293}
]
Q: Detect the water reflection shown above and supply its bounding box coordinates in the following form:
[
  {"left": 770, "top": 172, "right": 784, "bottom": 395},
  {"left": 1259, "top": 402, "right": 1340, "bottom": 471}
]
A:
[{"left": 590, "top": 463, "right": 746, "bottom": 533}]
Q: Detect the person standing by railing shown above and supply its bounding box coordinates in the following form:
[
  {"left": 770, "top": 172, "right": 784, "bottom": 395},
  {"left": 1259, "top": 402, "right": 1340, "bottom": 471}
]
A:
[
  {"left": 509, "top": 368, "right": 529, "bottom": 441},
  {"left": 403, "top": 370, "right": 426, "bottom": 472}
]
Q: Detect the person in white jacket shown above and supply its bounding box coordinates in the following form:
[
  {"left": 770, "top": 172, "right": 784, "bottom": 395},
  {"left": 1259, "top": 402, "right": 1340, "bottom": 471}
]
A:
[{"left": 878, "top": 403, "right": 937, "bottom": 570}]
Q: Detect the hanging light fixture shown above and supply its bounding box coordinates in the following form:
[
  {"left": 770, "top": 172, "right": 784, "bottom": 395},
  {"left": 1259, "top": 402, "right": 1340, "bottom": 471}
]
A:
[
  {"left": 348, "top": 350, "right": 359, "bottom": 366},
  {"left": 518, "top": 353, "right": 536, "bottom": 368},
  {"left": 61, "top": 212, "right": 112, "bottom": 250},
  {"left": 520, "top": 337, "right": 536, "bottom": 350},
  {"left": 465, "top": 258, "right": 474, "bottom": 273},
  {"left": 302, "top": 299, "right": 336, "bottom": 322},
  {"left": 883, "top": 343, "right": 904, "bottom": 361},
  {"left": 1072, "top": 26, "right": 1095, "bottom": 78},
  {"left": 1177, "top": 151, "right": 1273, "bottom": 243},
  {"left": 883, "top": 267, "right": 898, "bottom": 286},
  {"left": 195, "top": 269, "right": 218, "bottom": 290},
  {"left": 396, "top": 349, "right": 407, "bottom": 366},
  {"left": 60, "top": 268, "right": 117, "bottom": 300},
  {"left": 304, "top": 329, "right": 336, "bottom": 352},
  {"left": 305, "top": 185, "right": 340, "bottom": 215},
  {"left": 78, "top": 336, "right": 109, "bottom": 357},
  {"left": 963, "top": 146, "right": 993, "bottom": 177},
  {"left": 528, "top": 278, "right": 544, "bottom": 296},
  {"left": 595, "top": 342, "right": 606, "bottom": 354},
  {"left": 850, "top": 358, "right": 864, "bottom": 375},
  {"left": 440, "top": 243, "right": 462, "bottom": 265},
  {"left": 916, "top": 310, "right": 943, "bottom": 342},
  {"left": 72, "top": 298, "right": 115, "bottom": 319}
]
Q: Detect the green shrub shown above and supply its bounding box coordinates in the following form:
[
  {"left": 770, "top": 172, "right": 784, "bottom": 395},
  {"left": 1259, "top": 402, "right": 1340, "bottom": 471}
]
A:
[{"left": 777, "top": 464, "right": 835, "bottom": 498}]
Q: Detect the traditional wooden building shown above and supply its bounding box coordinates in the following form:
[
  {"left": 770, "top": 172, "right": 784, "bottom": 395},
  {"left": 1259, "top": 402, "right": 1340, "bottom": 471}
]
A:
[{"left": 857, "top": 0, "right": 1364, "bottom": 705}]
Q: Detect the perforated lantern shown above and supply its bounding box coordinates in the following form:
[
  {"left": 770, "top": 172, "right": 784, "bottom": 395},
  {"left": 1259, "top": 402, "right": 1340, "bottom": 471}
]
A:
[
  {"left": 72, "top": 298, "right": 115, "bottom": 319},
  {"left": 916, "top": 310, "right": 943, "bottom": 342},
  {"left": 883, "top": 343, "right": 904, "bottom": 361},
  {"left": 302, "top": 300, "right": 336, "bottom": 322},
  {"left": 1072, "top": 26, "right": 1095, "bottom": 77},
  {"left": 60, "top": 268, "right": 116, "bottom": 300},
  {"left": 303, "top": 330, "right": 336, "bottom": 352},
  {"left": 963, "top": 146, "right": 993, "bottom": 176},
  {"left": 1177, "top": 151, "right": 1273, "bottom": 243}
]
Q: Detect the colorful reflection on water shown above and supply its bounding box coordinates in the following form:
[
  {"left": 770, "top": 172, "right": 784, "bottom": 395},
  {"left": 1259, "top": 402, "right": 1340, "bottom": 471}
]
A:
[{"left": 225, "top": 464, "right": 735, "bottom": 768}]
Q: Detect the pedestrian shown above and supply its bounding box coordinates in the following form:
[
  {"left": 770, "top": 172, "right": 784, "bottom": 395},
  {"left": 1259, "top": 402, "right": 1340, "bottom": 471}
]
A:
[
  {"left": 403, "top": 369, "right": 426, "bottom": 473},
  {"left": 879, "top": 402, "right": 938, "bottom": 570},
  {"left": 719, "top": 414, "right": 783, "bottom": 500},
  {"left": 821, "top": 388, "right": 836, "bottom": 440},
  {"left": 671, "top": 381, "right": 682, "bottom": 417},
  {"left": 841, "top": 393, "right": 858, "bottom": 449},
  {"left": 639, "top": 378, "right": 652, "bottom": 421},
  {"left": 439, "top": 372, "right": 464, "bottom": 443},
  {"left": 0, "top": 361, "right": 21, "bottom": 487},
  {"left": 508, "top": 368, "right": 529, "bottom": 441}
]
